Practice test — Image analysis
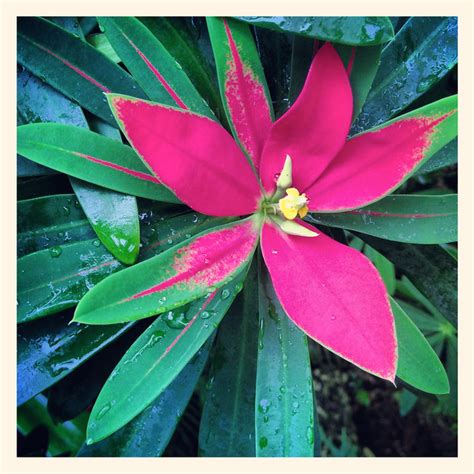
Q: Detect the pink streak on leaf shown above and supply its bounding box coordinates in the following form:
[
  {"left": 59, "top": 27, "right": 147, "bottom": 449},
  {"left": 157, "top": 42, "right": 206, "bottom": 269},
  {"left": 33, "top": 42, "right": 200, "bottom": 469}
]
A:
[
  {"left": 346, "top": 47, "right": 356, "bottom": 75},
  {"left": 153, "top": 292, "right": 217, "bottom": 368},
  {"left": 223, "top": 19, "right": 272, "bottom": 172},
  {"left": 36, "top": 43, "right": 110, "bottom": 93},
  {"left": 72, "top": 151, "right": 161, "bottom": 184},
  {"left": 259, "top": 43, "right": 353, "bottom": 194},
  {"left": 126, "top": 219, "right": 258, "bottom": 300},
  {"left": 123, "top": 33, "right": 187, "bottom": 109},
  {"left": 260, "top": 219, "right": 397, "bottom": 382},
  {"left": 110, "top": 95, "right": 261, "bottom": 216},
  {"left": 307, "top": 113, "right": 453, "bottom": 212}
]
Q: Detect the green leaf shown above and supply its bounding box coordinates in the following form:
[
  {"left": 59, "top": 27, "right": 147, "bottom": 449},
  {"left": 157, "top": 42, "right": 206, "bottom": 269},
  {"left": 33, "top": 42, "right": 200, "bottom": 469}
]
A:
[
  {"left": 364, "top": 245, "right": 396, "bottom": 295},
  {"left": 73, "top": 218, "right": 254, "bottom": 325},
  {"left": 414, "top": 139, "right": 457, "bottom": 176},
  {"left": 98, "top": 17, "right": 214, "bottom": 119},
  {"left": 392, "top": 298, "right": 449, "bottom": 394},
  {"left": 310, "top": 194, "right": 457, "bottom": 244},
  {"left": 86, "top": 271, "right": 247, "bottom": 443},
  {"left": 17, "top": 194, "right": 94, "bottom": 257},
  {"left": 356, "top": 234, "right": 457, "bottom": 327},
  {"left": 86, "top": 33, "right": 121, "bottom": 63},
  {"left": 18, "top": 394, "right": 85, "bottom": 456},
  {"left": 255, "top": 263, "right": 315, "bottom": 456},
  {"left": 69, "top": 180, "right": 140, "bottom": 265},
  {"left": 334, "top": 44, "right": 382, "bottom": 121},
  {"left": 352, "top": 17, "right": 457, "bottom": 133},
  {"left": 288, "top": 36, "right": 314, "bottom": 108},
  {"left": 235, "top": 16, "right": 394, "bottom": 45},
  {"left": 199, "top": 260, "right": 259, "bottom": 456},
  {"left": 398, "top": 389, "right": 418, "bottom": 417},
  {"left": 79, "top": 337, "right": 214, "bottom": 456},
  {"left": 18, "top": 210, "right": 226, "bottom": 323},
  {"left": 17, "top": 123, "right": 178, "bottom": 203},
  {"left": 17, "top": 17, "right": 146, "bottom": 125},
  {"left": 138, "top": 17, "right": 225, "bottom": 123},
  {"left": 17, "top": 310, "right": 132, "bottom": 405}
]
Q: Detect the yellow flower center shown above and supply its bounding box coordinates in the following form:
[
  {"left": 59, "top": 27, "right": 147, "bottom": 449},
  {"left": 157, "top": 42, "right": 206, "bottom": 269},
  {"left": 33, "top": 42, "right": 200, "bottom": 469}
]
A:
[{"left": 278, "top": 187, "right": 309, "bottom": 220}]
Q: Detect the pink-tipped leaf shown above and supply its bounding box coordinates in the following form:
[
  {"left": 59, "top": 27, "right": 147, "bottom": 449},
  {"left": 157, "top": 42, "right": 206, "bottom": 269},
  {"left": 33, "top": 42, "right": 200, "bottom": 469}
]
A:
[
  {"left": 259, "top": 43, "right": 353, "bottom": 194},
  {"left": 260, "top": 219, "right": 398, "bottom": 382},
  {"left": 109, "top": 94, "right": 262, "bottom": 216},
  {"left": 307, "top": 95, "right": 457, "bottom": 212},
  {"left": 207, "top": 17, "right": 273, "bottom": 173}
]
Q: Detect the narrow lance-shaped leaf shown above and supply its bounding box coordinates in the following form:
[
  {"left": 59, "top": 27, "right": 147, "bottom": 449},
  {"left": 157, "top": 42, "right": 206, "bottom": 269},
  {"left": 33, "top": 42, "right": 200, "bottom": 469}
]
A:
[
  {"left": 256, "top": 263, "right": 315, "bottom": 457},
  {"left": 86, "top": 270, "right": 248, "bottom": 444},
  {"left": 234, "top": 16, "right": 394, "bottom": 46},
  {"left": 86, "top": 33, "right": 121, "bottom": 64},
  {"left": 18, "top": 211, "right": 229, "bottom": 323},
  {"left": 17, "top": 63, "right": 142, "bottom": 263},
  {"left": 309, "top": 194, "right": 457, "bottom": 244},
  {"left": 79, "top": 337, "right": 214, "bottom": 456},
  {"left": 98, "top": 17, "right": 215, "bottom": 119},
  {"left": 364, "top": 244, "right": 396, "bottom": 296},
  {"left": 356, "top": 233, "right": 457, "bottom": 327},
  {"left": 199, "top": 259, "right": 259, "bottom": 456},
  {"left": 17, "top": 310, "right": 133, "bottom": 405},
  {"left": 207, "top": 17, "right": 274, "bottom": 174},
  {"left": 138, "top": 17, "right": 226, "bottom": 124},
  {"left": 352, "top": 17, "right": 458, "bottom": 134},
  {"left": 17, "top": 17, "right": 147, "bottom": 125},
  {"left": 74, "top": 217, "right": 259, "bottom": 325},
  {"left": 391, "top": 298, "right": 450, "bottom": 394},
  {"left": 414, "top": 139, "right": 457, "bottom": 176},
  {"left": 17, "top": 123, "right": 179, "bottom": 203}
]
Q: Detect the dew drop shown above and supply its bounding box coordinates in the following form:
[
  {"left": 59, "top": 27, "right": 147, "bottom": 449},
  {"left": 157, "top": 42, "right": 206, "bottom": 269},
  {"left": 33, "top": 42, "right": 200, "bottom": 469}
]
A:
[
  {"left": 259, "top": 436, "right": 268, "bottom": 449},
  {"left": 220, "top": 288, "right": 231, "bottom": 300},
  {"left": 62, "top": 206, "right": 71, "bottom": 216},
  {"left": 96, "top": 402, "right": 112, "bottom": 420},
  {"left": 258, "top": 398, "right": 271, "bottom": 414},
  {"left": 49, "top": 246, "right": 62, "bottom": 258},
  {"left": 92, "top": 239, "right": 101, "bottom": 247},
  {"left": 271, "top": 249, "right": 278, "bottom": 255}
]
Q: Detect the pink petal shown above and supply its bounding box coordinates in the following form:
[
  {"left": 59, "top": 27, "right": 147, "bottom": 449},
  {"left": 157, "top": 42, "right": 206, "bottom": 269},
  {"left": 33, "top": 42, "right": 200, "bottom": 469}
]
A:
[
  {"left": 307, "top": 112, "right": 455, "bottom": 212},
  {"left": 259, "top": 43, "right": 353, "bottom": 194},
  {"left": 261, "top": 220, "right": 397, "bottom": 381},
  {"left": 109, "top": 95, "right": 261, "bottom": 216}
]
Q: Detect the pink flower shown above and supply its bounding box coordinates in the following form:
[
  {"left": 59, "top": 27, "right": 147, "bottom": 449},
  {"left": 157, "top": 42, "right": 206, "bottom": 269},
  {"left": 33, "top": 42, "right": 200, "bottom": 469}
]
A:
[{"left": 107, "top": 41, "right": 455, "bottom": 382}]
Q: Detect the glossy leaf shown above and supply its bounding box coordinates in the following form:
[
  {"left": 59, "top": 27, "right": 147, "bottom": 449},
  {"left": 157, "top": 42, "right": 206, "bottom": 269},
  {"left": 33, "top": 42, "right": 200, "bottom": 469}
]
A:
[
  {"left": 334, "top": 44, "right": 382, "bottom": 121},
  {"left": 74, "top": 218, "right": 257, "bottom": 325},
  {"left": 17, "top": 17, "right": 146, "bottom": 125},
  {"left": 17, "top": 194, "right": 94, "bottom": 257},
  {"left": 199, "top": 260, "right": 259, "bottom": 456},
  {"left": 392, "top": 298, "right": 449, "bottom": 394},
  {"left": 356, "top": 234, "right": 457, "bottom": 327},
  {"left": 17, "top": 310, "right": 132, "bottom": 405},
  {"left": 79, "top": 338, "right": 214, "bottom": 456},
  {"left": 207, "top": 17, "right": 273, "bottom": 173},
  {"left": 17, "top": 123, "right": 178, "bottom": 203},
  {"left": 98, "top": 17, "right": 214, "bottom": 118},
  {"left": 69, "top": 180, "right": 140, "bottom": 265},
  {"left": 256, "top": 264, "right": 314, "bottom": 456},
  {"left": 18, "top": 210, "right": 226, "bottom": 323},
  {"left": 234, "top": 16, "right": 394, "bottom": 46},
  {"left": 364, "top": 245, "right": 396, "bottom": 296},
  {"left": 352, "top": 17, "right": 458, "bottom": 133},
  {"left": 310, "top": 194, "right": 457, "bottom": 244},
  {"left": 414, "top": 139, "right": 457, "bottom": 176},
  {"left": 86, "top": 271, "right": 247, "bottom": 443},
  {"left": 139, "top": 17, "right": 225, "bottom": 123}
]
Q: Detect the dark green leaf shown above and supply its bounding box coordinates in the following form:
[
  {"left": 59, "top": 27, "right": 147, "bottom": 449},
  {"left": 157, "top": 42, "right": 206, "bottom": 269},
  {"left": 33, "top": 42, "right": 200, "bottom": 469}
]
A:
[
  {"left": 355, "top": 234, "right": 457, "bottom": 327},
  {"left": 255, "top": 263, "right": 314, "bottom": 456},
  {"left": 414, "top": 139, "right": 457, "bottom": 176},
  {"left": 17, "top": 17, "right": 146, "bottom": 125},
  {"left": 352, "top": 17, "right": 458, "bottom": 133},
  {"left": 235, "top": 16, "right": 394, "bottom": 46},
  {"left": 199, "top": 260, "right": 259, "bottom": 456},
  {"left": 311, "top": 194, "right": 457, "bottom": 244},
  {"left": 17, "top": 310, "right": 132, "bottom": 405},
  {"left": 79, "top": 338, "right": 214, "bottom": 456},
  {"left": 364, "top": 245, "right": 396, "bottom": 295},
  {"left": 17, "top": 194, "right": 94, "bottom": 257}
]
